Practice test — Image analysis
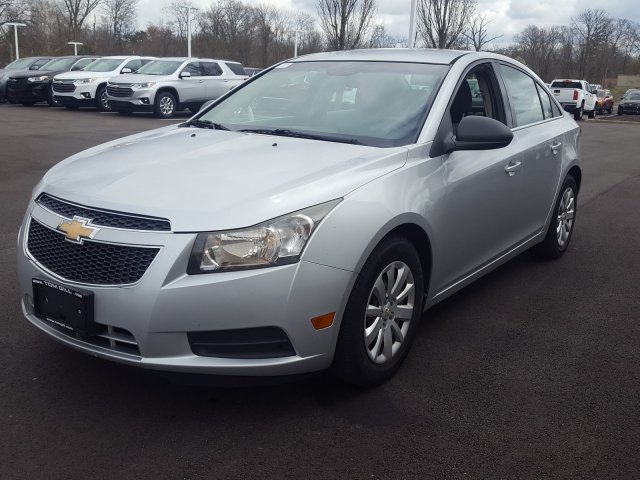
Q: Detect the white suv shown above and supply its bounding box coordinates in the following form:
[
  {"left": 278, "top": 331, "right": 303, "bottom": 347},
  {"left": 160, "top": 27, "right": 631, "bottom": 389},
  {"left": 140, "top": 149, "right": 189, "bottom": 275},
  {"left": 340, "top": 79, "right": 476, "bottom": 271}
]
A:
[
  {"left": 52, "top": 56, "right": 155, "bottom": 111},
  {"left": 106, "top": 57, "right": 249, "bottom": 118}
]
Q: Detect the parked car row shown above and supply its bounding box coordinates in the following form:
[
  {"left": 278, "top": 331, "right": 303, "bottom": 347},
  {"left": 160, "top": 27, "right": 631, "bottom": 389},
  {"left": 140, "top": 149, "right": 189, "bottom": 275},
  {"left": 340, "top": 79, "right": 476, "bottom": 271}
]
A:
[{"left": 1, "top": 55, "right": 252, "bottom": 117}]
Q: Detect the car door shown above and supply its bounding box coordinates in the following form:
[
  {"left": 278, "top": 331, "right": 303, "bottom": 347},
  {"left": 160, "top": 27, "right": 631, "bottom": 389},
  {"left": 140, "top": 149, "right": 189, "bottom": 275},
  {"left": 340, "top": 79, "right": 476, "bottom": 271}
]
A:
[
  {"left": 498, "top": 63, "right": 565, "bottom": 237},
  {"left": 200, "top": 61, "right": 228, "bottom": 100},
  {"left": 430, "top": 62, "right": 526, "bottom": 291},
  {"left": 178, "top": 61, "right": 206, "bottom": 103}
]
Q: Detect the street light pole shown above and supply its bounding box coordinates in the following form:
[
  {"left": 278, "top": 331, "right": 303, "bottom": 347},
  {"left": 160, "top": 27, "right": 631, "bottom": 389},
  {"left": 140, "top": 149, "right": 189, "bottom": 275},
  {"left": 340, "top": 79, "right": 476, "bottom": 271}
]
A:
[
  {"left": 293, "top": 30, "right": 303, "bottom": 57},
  {"left": 4, "top": 22, "right": 26, "bottom": 60},
  {"left": 68, "top": 41, "right": 83, "bottom": 55},
  {"left": 408, "top": 0, "right": 417, "bottom": 48},
  {"left": 180, "top": 5, "right": 199, "bottom": 57}
]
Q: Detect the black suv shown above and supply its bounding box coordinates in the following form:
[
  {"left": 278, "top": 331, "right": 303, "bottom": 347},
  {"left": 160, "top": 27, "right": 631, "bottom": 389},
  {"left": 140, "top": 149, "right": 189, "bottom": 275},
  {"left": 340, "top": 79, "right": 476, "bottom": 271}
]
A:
[{"left": 6, "top": 56, "right": 97, "bottom": 107}]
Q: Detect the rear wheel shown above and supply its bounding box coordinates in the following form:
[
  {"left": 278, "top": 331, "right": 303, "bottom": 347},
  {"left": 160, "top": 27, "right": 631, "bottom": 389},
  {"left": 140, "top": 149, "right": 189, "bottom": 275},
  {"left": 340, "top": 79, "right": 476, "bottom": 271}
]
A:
[
  {"left": 154, "top": 91, "right": 176, "bottom": 118},
  {"left": 532, "top": 175, "right": 578, "bottom": 260},
  {"left": 573, "top": 105, "right": 583, "bottom": 121},
  {"left": 332, "top": 235, "right": 424, "bottom": 387}
]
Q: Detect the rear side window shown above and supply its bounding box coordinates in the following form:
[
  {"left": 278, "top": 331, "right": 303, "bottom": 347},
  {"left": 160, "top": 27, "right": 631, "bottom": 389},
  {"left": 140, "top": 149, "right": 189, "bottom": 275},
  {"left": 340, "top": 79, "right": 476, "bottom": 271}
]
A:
[
  {"left": 500, "top": 65, "right": 544, "bottom": 127},
  {"left": 536, "top": 84, "right": 556, "bottom": 119},
  {"left": 201, "top": 62, "right": 223, "bottom": 76},
  {"left": 225, "top": 62, "right": 246, "bottom": 75}
]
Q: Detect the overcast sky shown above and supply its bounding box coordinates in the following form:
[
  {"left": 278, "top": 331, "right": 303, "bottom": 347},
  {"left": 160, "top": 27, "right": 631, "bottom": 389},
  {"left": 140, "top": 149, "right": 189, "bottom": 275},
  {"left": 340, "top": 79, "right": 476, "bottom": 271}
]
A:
[{"left": 136, "top": 0, "right": 640, "bottom": 45}]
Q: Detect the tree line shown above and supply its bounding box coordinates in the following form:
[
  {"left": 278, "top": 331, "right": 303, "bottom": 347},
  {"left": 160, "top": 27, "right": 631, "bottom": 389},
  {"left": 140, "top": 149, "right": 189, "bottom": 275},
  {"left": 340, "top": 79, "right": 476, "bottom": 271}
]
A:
[{"left": 1, "top": 0, "right": 639, "bottom": 83}]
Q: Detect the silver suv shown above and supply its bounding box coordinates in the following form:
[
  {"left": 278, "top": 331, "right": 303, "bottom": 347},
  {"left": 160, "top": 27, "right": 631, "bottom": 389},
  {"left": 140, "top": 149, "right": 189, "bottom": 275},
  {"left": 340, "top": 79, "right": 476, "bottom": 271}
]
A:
[{"left": 106, "top": 57, "right": 248, "bottom": 118}]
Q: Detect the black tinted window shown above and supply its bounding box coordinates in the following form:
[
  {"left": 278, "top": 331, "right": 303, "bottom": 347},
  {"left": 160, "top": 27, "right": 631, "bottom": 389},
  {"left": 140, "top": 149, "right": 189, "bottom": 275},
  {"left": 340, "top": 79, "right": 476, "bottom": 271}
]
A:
[
  {"left": 183, "top": 63, "right": 203, "bottom": 76},
  {"left": 201, "top": 62, "right": 223, "bottom": 76},
  {"left": 550, "top": 81, "right": 583, "bottom": 89},
  {"left": 225, "top": 62, "right": 246, "bottom": 75}
]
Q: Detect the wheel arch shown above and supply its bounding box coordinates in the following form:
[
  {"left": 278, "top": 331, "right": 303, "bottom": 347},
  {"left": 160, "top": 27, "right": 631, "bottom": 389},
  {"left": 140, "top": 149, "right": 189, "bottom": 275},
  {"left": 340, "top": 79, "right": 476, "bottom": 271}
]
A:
[
  {"left": 155, "top": 86, "right": 180, "bottom": 104},
  {"left": 568, "top": 165, "right": 582, "bottom": 192}
]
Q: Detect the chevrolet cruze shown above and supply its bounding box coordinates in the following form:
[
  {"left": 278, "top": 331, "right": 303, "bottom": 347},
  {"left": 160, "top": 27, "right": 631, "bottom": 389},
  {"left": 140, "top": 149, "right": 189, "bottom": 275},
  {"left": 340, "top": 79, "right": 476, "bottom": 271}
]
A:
[{"left": 17, "top": 49, "right": 581, "bottom": 386}]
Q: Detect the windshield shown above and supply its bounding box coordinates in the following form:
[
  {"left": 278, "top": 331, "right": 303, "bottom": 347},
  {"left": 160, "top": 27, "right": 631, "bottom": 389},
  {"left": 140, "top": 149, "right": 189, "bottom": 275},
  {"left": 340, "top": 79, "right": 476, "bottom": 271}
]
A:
[
  {"left": 197, "top": 61, "right": 448, "bottom": 147},
  {"left": 596, "top": 90, "right": 607, "bottom": 98},
  {"left": 4, "top": 58, "right": 32, "bottom": 70},
  {"left": 627, "top": 93, "right": 640, "bottom": 101},
  {"left": 137, "top": 60, "right": 181, "bottom": 75},
  {"left": 82, "top": 58, "right": 124, "bottom": 72},
  {"left": 40, "top": 58, "right": 75, "bottom": 71}
]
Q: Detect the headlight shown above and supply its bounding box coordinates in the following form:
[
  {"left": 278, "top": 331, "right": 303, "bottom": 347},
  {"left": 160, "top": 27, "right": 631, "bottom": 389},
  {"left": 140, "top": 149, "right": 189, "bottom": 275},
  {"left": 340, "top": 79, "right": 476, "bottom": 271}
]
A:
[
  {"left": 187, "top": 199, "right": 341, "bottom": 273},
  {"left": 132, "top": 81, "right": 155, "bottom": 88},
  {"left": 75, "top": 77, "right": 97, "bottom": 84},
  {"left": 27, "top": 75, "right": 49, "bottom": 82}
]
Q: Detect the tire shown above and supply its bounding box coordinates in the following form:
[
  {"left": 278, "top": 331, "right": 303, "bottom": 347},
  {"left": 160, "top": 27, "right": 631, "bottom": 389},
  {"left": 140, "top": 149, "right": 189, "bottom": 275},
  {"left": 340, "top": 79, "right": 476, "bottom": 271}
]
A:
[
  {"left": 46, "top": 86, "right": 61, "bottom": 107},
  {"left": 96, "top": 85, "right": 111, "bottom": 112},
  {"left": 154, "top": 91, "right": 176, "bottom": 118},
  {"left": 573, "top": 105, "right": 583, "bottom": 121},
  {"left": 617, "top": 108, "right": 623, "bottom": 116},
  {"left": 532, "top": 175, "right": 578, "bottom": 260},
  {"left": 587, "top": 107, "right": 595, "bottom": 119},
  {"left": 332, "top": 235, "right": 424, "bottom": 387}
]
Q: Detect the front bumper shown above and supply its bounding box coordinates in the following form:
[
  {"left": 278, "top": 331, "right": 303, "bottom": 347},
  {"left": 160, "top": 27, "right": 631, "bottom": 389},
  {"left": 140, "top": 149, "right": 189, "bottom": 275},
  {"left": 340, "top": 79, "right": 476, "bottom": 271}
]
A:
[
  {"left": 53, "top": 83, "right": 98, "bottom": 106},
  {"left": 18, "top": 199, "right": 356, "bottom": 376},
  {"left": 106, "top": 87, "right": 155, "bottom": 112},
  {"left": 619, "top": 104, "right": 640, "bottom": 114},
  {"left": 6, "top": 80, "right": 48, "bottom": 103}
]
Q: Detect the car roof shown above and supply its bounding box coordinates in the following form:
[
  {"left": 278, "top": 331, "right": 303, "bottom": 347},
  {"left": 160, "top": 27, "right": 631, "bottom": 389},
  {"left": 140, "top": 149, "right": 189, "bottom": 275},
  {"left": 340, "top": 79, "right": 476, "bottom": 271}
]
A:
[{"left": 291, "top": 48, "right": 472, "bottom": 65}]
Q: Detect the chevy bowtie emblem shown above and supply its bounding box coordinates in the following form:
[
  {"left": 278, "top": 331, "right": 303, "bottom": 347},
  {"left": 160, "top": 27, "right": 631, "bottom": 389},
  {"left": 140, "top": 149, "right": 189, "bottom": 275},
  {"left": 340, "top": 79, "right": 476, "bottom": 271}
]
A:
[{"left": 57, "top": 216, "right": 99, "bottom": 244}]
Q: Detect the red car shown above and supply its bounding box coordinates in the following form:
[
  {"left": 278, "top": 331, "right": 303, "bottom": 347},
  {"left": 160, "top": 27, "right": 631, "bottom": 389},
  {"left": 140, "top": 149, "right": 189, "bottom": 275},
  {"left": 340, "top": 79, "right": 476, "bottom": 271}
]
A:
[{"left": 596, "top": 89, "right": 614, "bottom": 114}]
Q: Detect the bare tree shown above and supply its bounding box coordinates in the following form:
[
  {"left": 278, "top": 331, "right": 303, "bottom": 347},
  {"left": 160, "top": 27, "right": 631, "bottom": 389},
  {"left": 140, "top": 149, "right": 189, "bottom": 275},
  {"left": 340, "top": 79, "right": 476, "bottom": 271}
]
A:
[
  {"left": 417, "top": 0, "right": 475, "bottom": 49},
  {"left": 60, "top": 0, "right": 103, "bottom": 41},
  {"left": 100, "top": 0, "right": 137, "bottom": 49},
  {"left": 317, "top": 0, "right": 376, "bottom": 50},
  {"left": 166, "top": 0, "right": 199, "bottom": 40},
  {"left": 571, "top": 9, "right": 612, "bottom": 79},
  {"left": 513, "top": 25, "right": 562, "bottom": 81},
  {"left": 463, "top": 13, "right": 501, "bottom": 51}
]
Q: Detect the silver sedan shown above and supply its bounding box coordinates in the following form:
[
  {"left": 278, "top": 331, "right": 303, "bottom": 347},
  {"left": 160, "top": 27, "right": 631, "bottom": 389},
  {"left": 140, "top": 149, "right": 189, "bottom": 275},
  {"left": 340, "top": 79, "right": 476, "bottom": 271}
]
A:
[{"left": 17, "top": 49, "right": 581, "bottom": 386}]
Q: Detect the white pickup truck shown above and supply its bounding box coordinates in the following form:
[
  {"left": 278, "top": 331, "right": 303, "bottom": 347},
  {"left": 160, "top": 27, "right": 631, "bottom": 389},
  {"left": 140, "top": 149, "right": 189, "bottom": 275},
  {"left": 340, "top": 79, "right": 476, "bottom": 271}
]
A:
[{"left": 549, "top": 79, "right": 597, "bottom": 120}]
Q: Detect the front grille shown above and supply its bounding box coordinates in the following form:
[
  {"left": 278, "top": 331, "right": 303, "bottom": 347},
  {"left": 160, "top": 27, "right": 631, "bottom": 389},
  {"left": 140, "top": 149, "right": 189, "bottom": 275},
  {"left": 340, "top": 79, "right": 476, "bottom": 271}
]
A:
[
  {"left": 7, "top": 78, "right": 27, "bottom": 89},
  {"left": 27, "top": 219, "right": 159, "bottom": 285},
  {"left": 52, "top": 82, "right": 76, "bottom": 93},
  {"left": 107, "top": 85, "right": 133, "bottom": 97},
  {"left": 188, "top": 327, "right": 296, "bottom": 359},
  {"left": 38, "top": 194, "right": 171, "bottom": 231}
]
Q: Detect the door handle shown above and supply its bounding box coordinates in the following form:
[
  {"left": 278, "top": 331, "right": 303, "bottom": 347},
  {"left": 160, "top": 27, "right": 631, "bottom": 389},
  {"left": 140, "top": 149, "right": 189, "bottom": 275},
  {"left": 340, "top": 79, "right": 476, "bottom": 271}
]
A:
[
  {"left": 505, "top": 161, "right": 521, "bottom": 177},
  {"left": 550, "top": 142, "right": 562, "bottom": 153}
]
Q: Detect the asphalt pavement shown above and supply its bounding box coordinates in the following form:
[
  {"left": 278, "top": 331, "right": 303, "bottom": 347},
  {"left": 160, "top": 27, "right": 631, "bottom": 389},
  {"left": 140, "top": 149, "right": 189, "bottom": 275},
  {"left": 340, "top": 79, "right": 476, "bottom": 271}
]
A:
[{"left": 1, "top": 105, "right": 639, "bottom": 479}]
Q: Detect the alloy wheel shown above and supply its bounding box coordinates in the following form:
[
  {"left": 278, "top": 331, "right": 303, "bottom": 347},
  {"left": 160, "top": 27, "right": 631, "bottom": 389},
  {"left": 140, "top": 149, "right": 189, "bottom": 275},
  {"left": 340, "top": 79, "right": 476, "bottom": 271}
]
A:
[
  {"left": 363, "top": 261, "right": 415, "bottom": 365},
  {"left": 160, "top": 96, "right": 174, "bottom": 115},
  {"left": 556, "top": 187, "right": 575, "bottom": 247}
]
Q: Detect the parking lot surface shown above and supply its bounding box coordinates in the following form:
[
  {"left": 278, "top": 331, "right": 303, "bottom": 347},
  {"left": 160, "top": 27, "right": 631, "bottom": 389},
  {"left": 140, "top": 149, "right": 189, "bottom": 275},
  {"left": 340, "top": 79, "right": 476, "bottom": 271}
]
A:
[{"left": 1, "top": 105, "right": 640, "bottom": 479}]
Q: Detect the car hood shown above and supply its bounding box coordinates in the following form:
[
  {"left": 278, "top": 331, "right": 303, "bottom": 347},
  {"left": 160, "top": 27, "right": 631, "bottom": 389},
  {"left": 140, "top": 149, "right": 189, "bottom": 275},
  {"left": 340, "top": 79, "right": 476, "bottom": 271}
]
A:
[
  {"left": 110, "top": 73, "right": 166, "bottom": 84},
  {"left": 37, "top": 127, "right": 408, "bottom": 232},
  {"left": 10, "top": 69, "right": 63, "bottom": 79},
  {"left": 55, "top": 70, "right": 117, "bottom": 80},
  {"left": 622, "top": 100, "right": 640, "bottom": 104}
]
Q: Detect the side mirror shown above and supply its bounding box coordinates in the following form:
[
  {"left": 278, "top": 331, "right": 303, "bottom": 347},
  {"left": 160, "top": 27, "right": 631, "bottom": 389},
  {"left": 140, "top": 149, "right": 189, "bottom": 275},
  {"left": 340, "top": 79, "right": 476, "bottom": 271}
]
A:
[
  {"left": 180, "top": 71, "right": 191, "bottom": 79},
  {"left": 121, "top": 67, "right": 132, "bottom": 74},
  {"left": 444, "top": 116, "right": 513, "bottom": 153}
]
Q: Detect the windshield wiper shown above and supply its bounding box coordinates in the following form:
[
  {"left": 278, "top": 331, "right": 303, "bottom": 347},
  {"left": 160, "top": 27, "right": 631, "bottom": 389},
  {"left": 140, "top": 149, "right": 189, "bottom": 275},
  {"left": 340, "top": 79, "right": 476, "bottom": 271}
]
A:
[
  {"left": 238, "top": 128, "right": 362, "bottom": 145},
  {"left": 181, "top": 119, "right": 230, "bottom": 130}
]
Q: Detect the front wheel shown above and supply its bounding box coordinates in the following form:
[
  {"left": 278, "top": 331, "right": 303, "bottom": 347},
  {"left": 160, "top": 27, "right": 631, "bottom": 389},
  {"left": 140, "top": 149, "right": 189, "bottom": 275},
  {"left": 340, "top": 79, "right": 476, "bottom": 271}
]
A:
[
  {"left": 332, "top": 235, "right": 424, "bottom": 387},
  {"left": 46, "top": 86, "right": 61, "bottom": 107},
  {"left": 154, "top": 91, "right": 176, "bottom": 118},
  {"left": 587, "top": 107, "right": 596, "bottom": 119},
  {"left": 532, "top": 175, "right": 578, "bottom": 260},
  {"left": 96, "top": 86, "right": 111, "bottom": 112}
]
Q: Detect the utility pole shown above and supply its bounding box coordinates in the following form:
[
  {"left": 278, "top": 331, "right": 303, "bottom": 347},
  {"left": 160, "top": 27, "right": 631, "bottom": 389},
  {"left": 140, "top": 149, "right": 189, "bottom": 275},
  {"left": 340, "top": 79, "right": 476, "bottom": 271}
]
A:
[
  {"left": 4, "top": 22, "right": 26, "bottom": 60},
  {"left": 408, "top": 0, "right": 417, "bottom": 48},
  {"left": 68, "top": 41, "right": 83, "bottom": 55},
  {"left": 180, "top": 5, "right": 199, "bottom": 57}
]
